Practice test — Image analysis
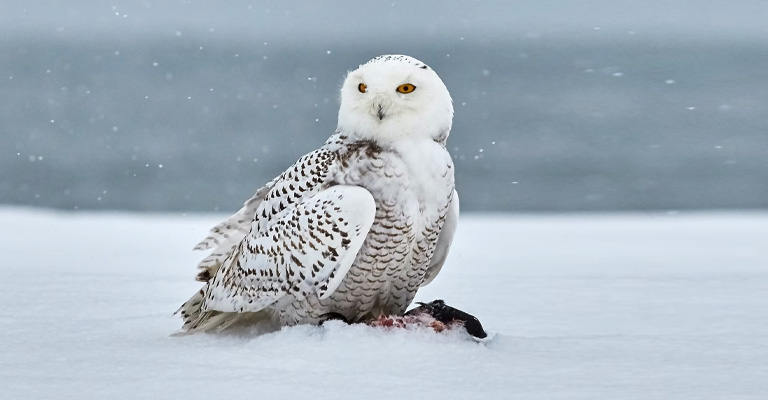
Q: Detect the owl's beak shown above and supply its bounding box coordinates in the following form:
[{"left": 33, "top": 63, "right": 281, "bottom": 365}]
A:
[
  {"left": 377, "top": 105, "right": 385, "bottom": 120},
  {"left": 371, "top": 96, "right": 390, "bottom": 121}
]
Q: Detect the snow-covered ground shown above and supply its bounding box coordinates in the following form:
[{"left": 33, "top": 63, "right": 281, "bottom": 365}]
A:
[{"left": 2, "top": 208, "right": 767, "bottom": 399}]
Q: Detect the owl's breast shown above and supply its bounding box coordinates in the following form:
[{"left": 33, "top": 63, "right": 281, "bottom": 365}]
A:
[
  {"left": 341, "top": 143, "right": 453, "bottom": 217},
  {"left": 393, "top": 139, "right": 455, "bottom": 215}
]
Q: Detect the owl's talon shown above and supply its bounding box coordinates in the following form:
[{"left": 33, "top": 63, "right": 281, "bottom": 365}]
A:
[{"left": 319, "top": 312, "right": 352, "bottom": 325}]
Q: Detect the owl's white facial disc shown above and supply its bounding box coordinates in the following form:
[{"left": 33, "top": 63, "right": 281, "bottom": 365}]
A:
[{"left": 337, "top": 55, "right": 454, "bottom": 144}]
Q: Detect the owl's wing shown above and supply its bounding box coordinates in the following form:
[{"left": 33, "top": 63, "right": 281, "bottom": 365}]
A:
[
  {"left": 192, "top": 178, "right": 278, "bottom": 281},
  {"left": 421, "top": 190, "right": 459, "bottom": 286},
  {"left": 193, "top": 180, "right": 276, "bottom": 251},
  {"left": 201, "top": 185, "right": 376, "bottom": 313}
]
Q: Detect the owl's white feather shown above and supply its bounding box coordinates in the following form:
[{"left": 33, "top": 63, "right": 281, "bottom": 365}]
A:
[{"left": 178, "top": 55, "right": 458, "bottom": 333}]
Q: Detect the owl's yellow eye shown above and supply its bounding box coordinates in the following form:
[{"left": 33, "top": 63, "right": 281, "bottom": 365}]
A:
[
  {"left": 396, "top": 83, "right": 416, "bottom": 94},
  {"left": 358, "top": 83, "right": 367, "bottom": 93}
]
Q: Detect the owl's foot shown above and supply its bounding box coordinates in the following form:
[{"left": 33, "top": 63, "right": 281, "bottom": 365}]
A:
[
  {"left": 405, "top": 300, "right": 487, "bottom": 339},
  {"left": 318, "top": 312, "right": 352, "bottom": 325}
]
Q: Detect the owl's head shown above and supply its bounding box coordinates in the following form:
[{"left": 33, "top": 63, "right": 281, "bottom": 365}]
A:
[{"left": 338, "top": 55, "right": 453, "bottom": 144}]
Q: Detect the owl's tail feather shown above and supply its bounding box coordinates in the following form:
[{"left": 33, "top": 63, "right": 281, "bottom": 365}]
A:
[
  {"left": 172, "top": 288, "right": 206, "bottom": 333},
  {"left": 172, "top": 288, "right": 275, "bottom": 335}
]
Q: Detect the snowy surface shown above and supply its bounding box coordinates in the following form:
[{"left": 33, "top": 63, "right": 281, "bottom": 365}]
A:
[{"left": 2, "top": 208, "right": 767, "bottom": 399}]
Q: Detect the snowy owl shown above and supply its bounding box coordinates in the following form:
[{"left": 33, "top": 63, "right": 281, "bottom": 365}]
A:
[{"left": 177, "top": 55, "right": 459, "bottom": 333}]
